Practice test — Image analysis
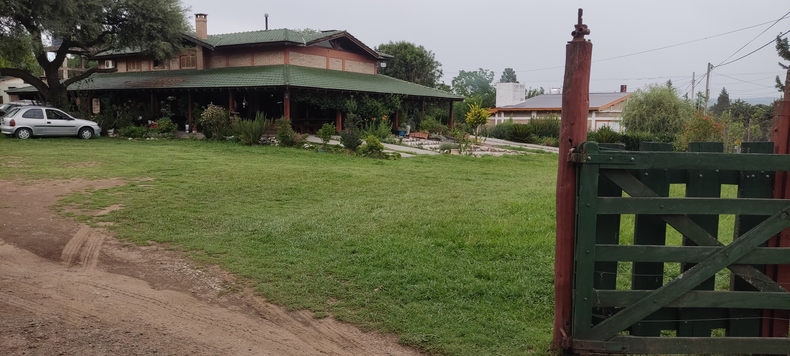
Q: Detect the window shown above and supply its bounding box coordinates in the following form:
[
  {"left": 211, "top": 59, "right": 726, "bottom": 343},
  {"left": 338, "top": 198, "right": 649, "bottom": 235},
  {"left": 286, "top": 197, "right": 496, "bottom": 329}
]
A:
[
  {"left": 21, "top": 109, "right": 44, "bottom": 119},
  {"left": 179, "top": 54, "right": 197, "bottom": 69},
  {"left": 127, "top": 60, "right": 142, "bottom": 71},
  {"left": 153, "top": 59, "right": 165, "bottom": 69},
  {"left": 46, "top": 109, "right": 70, "bottom": 120}
]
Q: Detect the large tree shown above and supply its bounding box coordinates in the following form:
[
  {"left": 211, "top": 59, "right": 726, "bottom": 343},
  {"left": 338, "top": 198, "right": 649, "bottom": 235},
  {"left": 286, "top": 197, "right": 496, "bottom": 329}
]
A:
[
  {"left": 0, "top": 0, "right": 189, "bottom": 108},
  {"left": 621, "top": 84, "right": 694, "bottom": 138},
  {"left": 451, "top": 68, "right": 495, "bottom": 107},
  {"left": 499, "top": 68, "right": 517, "bottom": 83},
  {"left": 376, "top": 41, "right": 443, "bottom": 88},
  {"left": 710, "top": 87, "right": 731, "bottom": 117},
  {"left": 777, "top": 34, "right": 789, "bottom": 92}
]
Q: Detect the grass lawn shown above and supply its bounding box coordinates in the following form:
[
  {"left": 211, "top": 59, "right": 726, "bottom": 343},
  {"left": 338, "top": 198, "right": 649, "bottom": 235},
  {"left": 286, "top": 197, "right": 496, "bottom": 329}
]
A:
[{"left": 0, "top": 136, "right": 559, "bottom": 355}]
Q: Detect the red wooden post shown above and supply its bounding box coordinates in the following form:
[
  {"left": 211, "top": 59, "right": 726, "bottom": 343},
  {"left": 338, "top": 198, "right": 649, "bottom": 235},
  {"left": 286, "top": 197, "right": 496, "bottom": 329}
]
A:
[
  {"left": 554, "top": 9, "right": 592, "bottom": 352},
  {"left": 335, "top": 110, "right": 342, "bottom": 132},
  {"left": 767, "top": 69, "right": 790, "bottom": 337}
]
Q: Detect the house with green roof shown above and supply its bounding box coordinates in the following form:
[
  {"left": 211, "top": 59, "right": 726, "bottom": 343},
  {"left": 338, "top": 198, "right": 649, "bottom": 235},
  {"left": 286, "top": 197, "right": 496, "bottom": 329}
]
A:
[{"left": 11, "top": 13, "right": 461, "bottom": 133}]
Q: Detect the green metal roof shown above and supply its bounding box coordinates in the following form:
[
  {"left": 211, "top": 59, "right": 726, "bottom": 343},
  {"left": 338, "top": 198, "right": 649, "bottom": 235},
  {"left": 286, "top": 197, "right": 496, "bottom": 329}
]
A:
[
  {"left": 11, "top": 65, "right": 460, "bottom": 100},
  {"left": 202, "top": 29, "right": 344, "bottom": 47}
]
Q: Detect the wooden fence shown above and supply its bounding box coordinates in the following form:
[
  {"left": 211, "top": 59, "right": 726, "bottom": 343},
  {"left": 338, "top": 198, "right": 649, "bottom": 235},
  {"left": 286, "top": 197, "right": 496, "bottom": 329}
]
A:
[{"left": 568, "top": 141, "right": 790, "bottom": 354}]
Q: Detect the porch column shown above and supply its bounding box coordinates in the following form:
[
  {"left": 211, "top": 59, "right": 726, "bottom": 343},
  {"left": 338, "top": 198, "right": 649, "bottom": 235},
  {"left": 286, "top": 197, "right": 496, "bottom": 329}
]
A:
[
  {"left": 448, "top": 101, "right": 454, "bottom": 128},
  {"left": 187, "top": 92, "right": 194, "bottom": 131},
  {"left": 150, "top": 92, "right": 155, "bottom": 118},
  {"left": 394, "top": 111, "right": 399, "bottom": 133},
  {"left": 284, "top": 88, "right": 291, "bottom": 119},
  {"left": 228, "top": 90, "right": 233, "bottom": 116},
  {"left": 335, "top": 110, "right": 342, "bottom": 131},
  {"left": 422, "top": 100, "right": 425, "bottom": 115}
]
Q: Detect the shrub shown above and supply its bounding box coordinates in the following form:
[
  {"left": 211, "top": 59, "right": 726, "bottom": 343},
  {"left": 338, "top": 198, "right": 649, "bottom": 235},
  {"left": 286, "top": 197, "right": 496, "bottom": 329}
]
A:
[
  {"left": 339, "top": 129, "right": 363, "bottom": 151},
  {"left": 146, "top": 118, "right": 178, "bottom": 139},
  {"left": 339, "top": 114, "right": 363, "bottom": 152},
  {"left": 590, "top": 125, "right": 621, "bottom": 143},
  {"left": 438, "top": 142, "right": 458, "bottom": 153},
  {"left": 488, "top": 119, "right": 515, "bottom": 139},
  {"left": 620, "top": 132, "right": 658, "bottom": 151},
  {"left": 507, "top": 124, "right": 535, "bottom": 143},
  {"left": 198, "top": 104, "right": 232, "bottom": 140},
  {"left": 675, "top": 111, "right": 724, "bottom": 151},
  {"left": 536, "top": 136, "right": 559, "bottom": 147},
  {"left": 419, "top": 116, "right": 448, "bottom": 135},
  {"left": 465, "top": 102, "right": 490, "bottom": 137},
  {"left": 275, "top": 117, "right": 304, "bottom": 147},
  {"left": 317, "top": 122, "right": 336, "bottom": 147},
  {"left": 359, "top": 135, "right": 386, "bottom": 157},
  {"left": 117, "top": 126, "right": 148, "bottom": 139},
  {"left": 528, "top": 115, "right": 560, "bottom": 138},
  {"left": 233, "top": 112, "right": 270, "bottom": 145},
  {"left": 362, "top": 118, "right": 392, "bottom": 140}
]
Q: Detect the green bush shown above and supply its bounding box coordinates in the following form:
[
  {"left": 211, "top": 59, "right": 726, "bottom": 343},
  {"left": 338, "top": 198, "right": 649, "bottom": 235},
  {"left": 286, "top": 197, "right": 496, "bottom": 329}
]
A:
[
  {"left": 362, "top": 118, "right": 392, "bottom": 140},
  {"left": 419, "top": 116, "right": 448, "bottom": 135},
  {"left": 233, "top": 112, "right": 270, "bottom": 145},
  {"left": 339, "top": 129, "right": 363, "bottom": 152},
  {"left": 536, "top": 136, "right": 559, "bottom": 147},
  {"left": 590, "top": 125, "right": 621, "bottom": 143},
  {"left": 527, "top": 116, "right": 560, "bottom": 138},
  {"left": 317, "top": 122, "right": 336, "bottom": 147},
  {"left": 275, "top": 117, "right": 304, "bottom": 147},
  {"left": 198, "top": 104, "right": 232, "bottom": 140},
  {"left": 359, "top": 134, "right": 386, "bottom": 157},
  {"left": 620, "top": 132, "right": 658, "bottom": 151},
  {"left": 117, "top": 126, "right": 148, "bottom": 139},
  {"left": 146, "top": 118, "right": 178, "bottom": 138},
  {"left": 488, "top": 120, "right": 515, "bottom": 139},
  {"left": 507, "top": 124, "right": 535, "bottom": 143}
]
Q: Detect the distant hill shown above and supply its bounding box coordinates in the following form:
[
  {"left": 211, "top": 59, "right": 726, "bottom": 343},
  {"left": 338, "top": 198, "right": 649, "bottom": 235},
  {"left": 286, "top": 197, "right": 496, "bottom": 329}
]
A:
[{"left": 737, "top": 96, "right": 782, "bottom": 106}]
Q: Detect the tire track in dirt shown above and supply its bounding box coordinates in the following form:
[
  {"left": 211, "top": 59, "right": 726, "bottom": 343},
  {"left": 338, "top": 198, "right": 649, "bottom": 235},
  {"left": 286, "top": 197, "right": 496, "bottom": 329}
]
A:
[{"left": 0, "top": 179, "right": 421, "bottom": 355}]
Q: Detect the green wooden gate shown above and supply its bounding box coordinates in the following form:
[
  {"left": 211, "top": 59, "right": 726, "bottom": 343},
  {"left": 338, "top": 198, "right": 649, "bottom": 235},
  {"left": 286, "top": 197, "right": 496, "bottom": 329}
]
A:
[{"left": 569, "top": 141, "right": 790, "bottom": 354}]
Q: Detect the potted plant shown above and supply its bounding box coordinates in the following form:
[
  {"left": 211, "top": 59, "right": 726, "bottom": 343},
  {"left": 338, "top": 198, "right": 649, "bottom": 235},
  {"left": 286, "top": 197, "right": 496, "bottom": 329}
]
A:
[{"left": 397, "top": 122, "right": 407, "bottom": 137}]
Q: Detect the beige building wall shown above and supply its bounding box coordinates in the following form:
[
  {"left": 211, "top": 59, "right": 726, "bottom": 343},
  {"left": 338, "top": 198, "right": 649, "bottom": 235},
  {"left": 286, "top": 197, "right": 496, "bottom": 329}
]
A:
[
  {"left": 289, "top": 52, "right": 325, "bottom": 69},
  {"left": 117, "top": 60, "right": 127, "bottom": 72},
  {"left": 209, "top": 54, "right": 226, "bottom": 69},
  {"left": 345, "top": 60, "right": 375, "bottom": 74},
  {"left": 253, "top": 51, "right": 285, "bottom": 66},
  {"left": 328, "top": 58, "right": 343, "bottom": 71}
]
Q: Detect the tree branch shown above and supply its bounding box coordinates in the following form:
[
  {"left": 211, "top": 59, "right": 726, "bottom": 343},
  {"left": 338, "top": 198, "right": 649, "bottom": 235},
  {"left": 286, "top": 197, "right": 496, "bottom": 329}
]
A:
[
  {"left": 62, "top": 67, "right": 117, "bottom": 88},
  {"left": 0, "top": 68, "right": 48, "bottom": 94}
]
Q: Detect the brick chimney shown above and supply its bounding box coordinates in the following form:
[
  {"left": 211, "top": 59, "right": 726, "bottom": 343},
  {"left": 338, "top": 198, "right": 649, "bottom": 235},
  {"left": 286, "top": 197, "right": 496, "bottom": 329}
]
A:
[{"left": 195, "top": 13, "right": 208, "bottom": 40}]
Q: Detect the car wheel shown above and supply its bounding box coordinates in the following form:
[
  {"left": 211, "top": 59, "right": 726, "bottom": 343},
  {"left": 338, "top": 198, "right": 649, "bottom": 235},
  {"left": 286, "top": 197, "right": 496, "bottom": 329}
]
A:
[
  {"left": 78, "top": 127, "right": 93, "bottom": 140},
  {"left": 15, "top": 128, "right": 32, "bottom": 140}
]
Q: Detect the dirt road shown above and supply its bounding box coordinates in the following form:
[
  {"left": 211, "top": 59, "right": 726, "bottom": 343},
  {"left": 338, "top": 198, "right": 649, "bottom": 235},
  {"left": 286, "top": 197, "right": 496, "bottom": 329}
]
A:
[{"left": 0, "top": 179, "right": 421, "bottom": 355}]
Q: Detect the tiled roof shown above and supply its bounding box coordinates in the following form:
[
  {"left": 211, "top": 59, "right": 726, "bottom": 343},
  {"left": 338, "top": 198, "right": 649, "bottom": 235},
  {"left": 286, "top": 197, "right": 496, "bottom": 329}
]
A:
[
  {"left": 202, "top": 29, "right": 344, "bottom": 47},
  {"left": 497, "top": 92, "right": 632, "bottom": 111},
  {"left": 10, "top": 65, "right": 461, "bottom": 100}
]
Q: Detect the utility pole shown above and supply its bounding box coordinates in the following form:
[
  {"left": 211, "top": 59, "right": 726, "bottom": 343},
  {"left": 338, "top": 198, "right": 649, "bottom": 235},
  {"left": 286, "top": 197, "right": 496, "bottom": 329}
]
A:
[
  {"left": 704, "top": 63, "right": 712, "bottom": 113},
  {"left": 691, "top": 72, "right": 696, "bottom": 106}
]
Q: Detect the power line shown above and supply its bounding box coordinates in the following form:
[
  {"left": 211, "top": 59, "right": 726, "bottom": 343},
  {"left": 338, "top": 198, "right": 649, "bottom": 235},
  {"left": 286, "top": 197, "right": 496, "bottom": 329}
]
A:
[
  {"left": 716, "top": 10, "right": 790, "bottom": 66},
  {"left": 716, "top": 28, "right": 790, "bottom": 67}
]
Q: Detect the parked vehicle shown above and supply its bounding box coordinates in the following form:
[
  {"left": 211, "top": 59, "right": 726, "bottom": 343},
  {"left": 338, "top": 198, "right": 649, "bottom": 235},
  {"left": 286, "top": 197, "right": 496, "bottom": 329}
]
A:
[
  {"left": 0, "top": 106, "right": 101, "bottom": 139},
  {"left": 0, "top": 100, "right": 42, "bottom": 117}
]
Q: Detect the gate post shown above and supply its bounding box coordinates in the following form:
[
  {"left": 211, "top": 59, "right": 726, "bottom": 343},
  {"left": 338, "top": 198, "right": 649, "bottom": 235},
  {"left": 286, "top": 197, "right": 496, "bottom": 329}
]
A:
[{"left": 554, "top": 8, "right": 592, "bottom": 351}]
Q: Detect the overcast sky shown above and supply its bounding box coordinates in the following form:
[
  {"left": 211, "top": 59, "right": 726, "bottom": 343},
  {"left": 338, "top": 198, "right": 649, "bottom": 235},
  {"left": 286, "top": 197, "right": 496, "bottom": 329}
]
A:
[{"left": 184, "top": 0, "right": 789, "bottom": 102}]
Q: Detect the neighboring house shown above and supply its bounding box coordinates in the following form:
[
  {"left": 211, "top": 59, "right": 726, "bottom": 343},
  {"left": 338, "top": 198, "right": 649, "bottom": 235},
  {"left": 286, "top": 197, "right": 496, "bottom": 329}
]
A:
[
  {"left": 489, "top": 90, "right": 632, "bottom": 131},
  {"left": 11, "top": 14, "right": 461, "bottom": 132},
  {"left": 0, "top": 77, "right": 30, "bottom": 104}
]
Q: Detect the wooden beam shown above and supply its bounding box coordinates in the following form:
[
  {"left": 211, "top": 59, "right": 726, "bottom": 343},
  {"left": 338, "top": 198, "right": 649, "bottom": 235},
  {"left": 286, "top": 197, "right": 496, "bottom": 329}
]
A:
[
  {"left": 579, "top": 205, "right": 790, "bottom": 341},
  {"left": 574, "top": 336, "right": 790, "bottom": 355},
  {"left": 596, "top": 197, "right": 789, "bottom": 215},
  {"left": 554, "top": 9, "right": 592, "bottom": 350},
  {"left": 596, "top": 245, "right": 790, "bottom": 264},
  {"left": 335, "top": 110, "right": 342, "bottom": 132},
  {"left": 604, "top": 169, "right": 787, "bottom": 293},
  {"left": 448, "top": 101, "right": 454, "bottom": 128},
  {"left": 595, "top": 290, "right": 790, "bottom": 309}
]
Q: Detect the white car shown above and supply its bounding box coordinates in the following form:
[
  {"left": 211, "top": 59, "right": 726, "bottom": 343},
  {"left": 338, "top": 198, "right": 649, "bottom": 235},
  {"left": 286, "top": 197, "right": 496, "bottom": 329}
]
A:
[{"left": 0, "top": 106, "right": 101, "bottom": 139}]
